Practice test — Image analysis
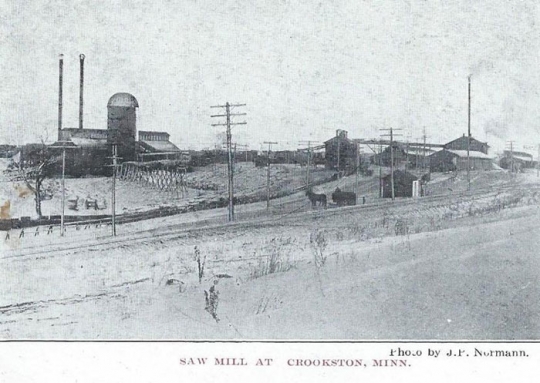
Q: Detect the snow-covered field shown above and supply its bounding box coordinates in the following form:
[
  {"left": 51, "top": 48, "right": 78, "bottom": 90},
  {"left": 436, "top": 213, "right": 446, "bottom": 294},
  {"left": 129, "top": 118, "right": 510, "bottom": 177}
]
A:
[
  {"left": 0, "top": 160, "right": 334, "bottom": 219},
  {"left": 1, "top": 172, "right": 539, "bottom": 339}
]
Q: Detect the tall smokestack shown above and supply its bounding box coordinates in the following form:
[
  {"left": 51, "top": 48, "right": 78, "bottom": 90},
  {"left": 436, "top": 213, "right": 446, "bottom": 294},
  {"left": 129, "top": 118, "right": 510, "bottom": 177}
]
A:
[
  {"left": 58, "top": 54, "right": 64, "bottom": 140},
  {"left": 79, "top": 54, "right": 85, "bottom": 130}
]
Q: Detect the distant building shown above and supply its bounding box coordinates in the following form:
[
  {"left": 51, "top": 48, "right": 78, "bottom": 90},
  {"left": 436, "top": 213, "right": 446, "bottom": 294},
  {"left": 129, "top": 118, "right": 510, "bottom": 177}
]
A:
[
  {"left": 499, "top": 150, "right": 534, "bottom": 171},
  {"left": 428, "top": 135, "right": 493, "bottom": 172},
  {"left": 443, "top": 135, "right": 489, "bottom": 154},
  {"left": 59, "top": 128, "right": 108, "bottom": 146},
  {"left": 137, "top": 131, "right": 183, "bottom": 161},
  {"left": 51, "top": 93, "right": 182, "bottom": 175},
  {"left": 372, "top": 143, "right": 439, "bottom": 169},
  {"left": 429, "top": 149, "right": 494, "bottom": 172},
  {"left": 324, "top": 130, "right": 356, "bottom": 172}
]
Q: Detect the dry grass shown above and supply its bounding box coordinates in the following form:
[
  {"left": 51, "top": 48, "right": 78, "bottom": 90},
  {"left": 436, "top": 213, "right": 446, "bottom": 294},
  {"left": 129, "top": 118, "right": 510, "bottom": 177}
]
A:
[{"left": 248, "top": 236, "right": 297, "bottom": 280}]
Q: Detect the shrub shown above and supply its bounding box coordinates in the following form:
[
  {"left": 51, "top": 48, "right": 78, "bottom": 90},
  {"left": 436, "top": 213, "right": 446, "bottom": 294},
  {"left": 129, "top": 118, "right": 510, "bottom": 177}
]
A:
[
  {"left": 310, "top": 230, "right": 328, "bottom": 267},
  {"left": 249, "top": 237, "right": 296, "bottom": 280},
  {"left": 194, "top": 246, "right": 206, "bottom": 284}
]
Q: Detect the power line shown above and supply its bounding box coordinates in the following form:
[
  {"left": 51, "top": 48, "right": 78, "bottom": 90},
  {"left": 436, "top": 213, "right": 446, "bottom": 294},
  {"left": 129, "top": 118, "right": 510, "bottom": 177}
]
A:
[
  {"left": 106, "top": 144, "right": 122, "bottom": 236},
  {"left": 298, "top": 140, "right": 319, "bottom": 189},
  {"left": 415, "top": 127, "right": 430, "bottom": 172},
  {"left": 210, "top": 102, "right": 247, "bottom": 222},
  {"left": 380, "top": 128, "right": 403, "bottom": 201},
  {"left": 263, "top": 141, "right": 278, "bottom": 210},
  {"left": 467, "top": 75, "right": 472, "bottom": 191},
  {"left": 355, "top": 142, "right": 362, "bottom": 202},
  {"left": 505, "top": 141, "right": 516, "bottom": 176}
]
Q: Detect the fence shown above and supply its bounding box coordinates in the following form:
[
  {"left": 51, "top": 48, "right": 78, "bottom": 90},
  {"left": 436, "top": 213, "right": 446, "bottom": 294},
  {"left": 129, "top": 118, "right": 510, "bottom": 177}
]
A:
[{"left": 119, "top": 162, "right": 189, "bottom": 196}]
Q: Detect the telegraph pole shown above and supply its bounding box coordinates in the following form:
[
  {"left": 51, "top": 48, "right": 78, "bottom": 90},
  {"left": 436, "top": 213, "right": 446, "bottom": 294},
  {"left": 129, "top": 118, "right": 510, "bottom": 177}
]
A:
[
  {"left": 467, "top": 75, "right": 472, "bottom": 191},
  {"left": 355, "top": 142, "right": 361, "bottom": 203},
  {"left": 336, "top": 129, "right": 344, "bottom": 178},
  {"left": 79, "top": 54, "right": 85, "bottom": 130},
  {"left": 111, "top": 144, "right": 119, "bottom": 236},
  {"left": 58, "top": 54, "right": 64, "bottom": 141},
  {"left": 415, "top": 128, "right": 431, "bottom": 172},
  {"left": 337, "top": 130, "right": 341, "bottom": 177},
  {"left": 299, "top": 140, "right": 318, "bottom": 189},
  {"left": 422, "top": 128, "right": 427, "bottom": 171},
  {"left": 506, "top": 141, "right": 515, "bottom": 175},
  {"left": 378, "top": 141, "right": 383, "bottom": 197},
  {"left": 50, "top": 140, "right": 76, "bottom": 236},
  {"left": 405, "top": 137, "right": 409, "bottom": 171},
  {"left": 234, "top": 144, "right": 249, "bottom": 163},
  {"left": 524, "top": 144, "right": 539, "bottom": 177},
  {"left": 381, "top": 128, "right": 403, "bottom": 201},
  {"left": 264, "top": 141, "right": 278, "bottom": 210},
  {"left": 211, "top": 102, "right": 247, "bottom": 222},
  {"left": 61, "top": 147, "right": 66, "bottom": 235}
]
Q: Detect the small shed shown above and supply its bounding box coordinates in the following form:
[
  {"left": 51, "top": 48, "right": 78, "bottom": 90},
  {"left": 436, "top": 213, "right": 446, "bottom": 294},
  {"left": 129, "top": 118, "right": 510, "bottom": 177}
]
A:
[{"left": 382, "top": 170, "right": 419, "bottom": 198}]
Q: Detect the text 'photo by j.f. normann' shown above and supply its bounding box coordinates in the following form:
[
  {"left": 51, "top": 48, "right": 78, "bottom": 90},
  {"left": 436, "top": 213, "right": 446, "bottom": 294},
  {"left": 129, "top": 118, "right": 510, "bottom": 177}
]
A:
[{"left": 1, "top": 0, "right": 539, "bottom": 340}]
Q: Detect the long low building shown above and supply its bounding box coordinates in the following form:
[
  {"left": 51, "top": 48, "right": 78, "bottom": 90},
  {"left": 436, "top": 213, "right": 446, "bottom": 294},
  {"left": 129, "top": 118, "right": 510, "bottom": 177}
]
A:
[
  {"left": 137, "top": 131, "right": 185, "bottom": 161},
  {"left": 429, "top": 149, "right": 495, "bottom": 172},
  {"left": 499, "top": 150, "right": 535, "bottom": 171}
]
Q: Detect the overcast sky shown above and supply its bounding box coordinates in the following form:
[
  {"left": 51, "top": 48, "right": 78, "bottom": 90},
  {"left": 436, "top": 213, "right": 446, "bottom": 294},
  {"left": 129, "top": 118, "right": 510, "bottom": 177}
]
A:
[{"left": 1, "top": 0, "right": 539, "bottom": 153}]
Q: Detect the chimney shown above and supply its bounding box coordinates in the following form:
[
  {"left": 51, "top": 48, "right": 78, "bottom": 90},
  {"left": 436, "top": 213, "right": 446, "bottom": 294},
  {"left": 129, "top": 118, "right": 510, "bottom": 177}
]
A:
[
  {"left": 79, "top": 54, "right": 85, "bottom": 129},
  {"left": 58, "top": 54, "right": 64, "bottom": 140}
]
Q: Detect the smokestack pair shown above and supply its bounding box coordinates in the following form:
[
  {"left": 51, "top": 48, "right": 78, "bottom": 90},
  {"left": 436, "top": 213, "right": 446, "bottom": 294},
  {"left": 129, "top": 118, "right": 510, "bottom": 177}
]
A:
[{"left": 57, "top": 53, "right": 85, "bottom": 140}]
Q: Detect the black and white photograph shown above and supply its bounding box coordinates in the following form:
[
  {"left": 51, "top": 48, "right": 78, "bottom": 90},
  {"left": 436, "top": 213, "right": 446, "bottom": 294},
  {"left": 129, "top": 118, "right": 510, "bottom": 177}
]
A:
[{"left": 1, "top": 0, "right": 539, "bottom": 347}]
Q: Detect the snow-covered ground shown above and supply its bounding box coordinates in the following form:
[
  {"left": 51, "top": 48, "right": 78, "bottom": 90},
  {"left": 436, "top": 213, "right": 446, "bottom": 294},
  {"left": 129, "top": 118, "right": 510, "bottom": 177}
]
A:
[
  {"left": 0, "top": 160, "right": 334, "bottom": 219},
  {"left": 1, "top": 173, "right": 539, "bottom": 339}
]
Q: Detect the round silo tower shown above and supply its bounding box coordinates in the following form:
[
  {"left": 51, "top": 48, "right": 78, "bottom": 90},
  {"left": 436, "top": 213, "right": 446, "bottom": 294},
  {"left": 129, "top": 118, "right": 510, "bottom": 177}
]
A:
[{"left": 107, "top": 92, "right": 139, "bottom": 162}]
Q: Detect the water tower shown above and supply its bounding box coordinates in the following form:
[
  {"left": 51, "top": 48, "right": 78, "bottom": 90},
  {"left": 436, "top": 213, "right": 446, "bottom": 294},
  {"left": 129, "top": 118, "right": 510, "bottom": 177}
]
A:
[{"left": 107, "top": 92, "right": 139, "bottom": 162}]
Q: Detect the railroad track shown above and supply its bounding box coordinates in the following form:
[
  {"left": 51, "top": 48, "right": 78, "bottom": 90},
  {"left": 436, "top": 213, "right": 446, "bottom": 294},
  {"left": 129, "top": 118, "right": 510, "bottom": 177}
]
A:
[{"left": 2, "top": 182, "right": 538, "bottom": 261}]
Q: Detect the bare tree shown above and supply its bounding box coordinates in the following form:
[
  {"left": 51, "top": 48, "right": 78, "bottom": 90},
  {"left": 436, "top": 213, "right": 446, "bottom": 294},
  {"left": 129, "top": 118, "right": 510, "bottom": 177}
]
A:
[{"left": 14, "top": 142, "right": 59, "bottom": 218}]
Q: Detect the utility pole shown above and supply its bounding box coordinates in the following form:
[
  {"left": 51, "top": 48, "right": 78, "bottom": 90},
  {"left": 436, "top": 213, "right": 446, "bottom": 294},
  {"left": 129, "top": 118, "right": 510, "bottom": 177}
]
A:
[
  {"left": 355, "top": 142, "right": 362, "bottom": 203},
  {"left": 50, "top": 140, "right": 76, "bottom": 236},
  {"left": 467, "top": 75, "right": 472, "bottom": 191},
  {"left": 264, "top": 141, "right": 278, "bottom": 210},
  {"left": 58, "top": 54, "right": 64, "bottom": 141},
  {"left": 335, "top": 129, "right": 345, "bottom": 178},
  {"left": 299, "top": 141, "right": 318, "bottom": 189},
  {"left": 234, "top": 143, "right": 249, "bottom": 163},
  {"left": 111, "top": 144, "right": 120, "bottom": 236},
  {"left": 405, "top": 137, "right": 409, "bottom": 171},
  {"left": 337, "top": 130, "right": 341, "bottom": 177},
  {"left": 61, "top": 147, "right": 65, "bottom": 234},
  {"left": 381, "top": 128, "right": 403, "bottom": 201},
  {"left": 79, "top": 54, "right": 85, "bottom": 130},
  {"left": 422, "top": 128, "right": 427, "bottom": 171},
  {"left": 506, "top": 141, "right": 515, "bottom": 175},
  {"left": 524, "top": 144, "right": 539, "bottom": 177},
  {"left": 416, "top": 128, "right": 430, "bottom": 172},
  {"left": 510, "top": 141, "right": 514, "bottom": 174},
  {"left": 378, "top": 141, "right": 383, "bottom": 198},
  {"left": 211, "top": 102, "right": 247, "bottom": 222}
]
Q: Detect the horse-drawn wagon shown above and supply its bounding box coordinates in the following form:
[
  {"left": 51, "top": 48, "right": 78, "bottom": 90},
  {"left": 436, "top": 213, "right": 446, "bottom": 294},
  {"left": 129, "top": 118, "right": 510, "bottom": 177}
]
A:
[{"left": 331, "top": 188, "right": 356, "bottom": 207}]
